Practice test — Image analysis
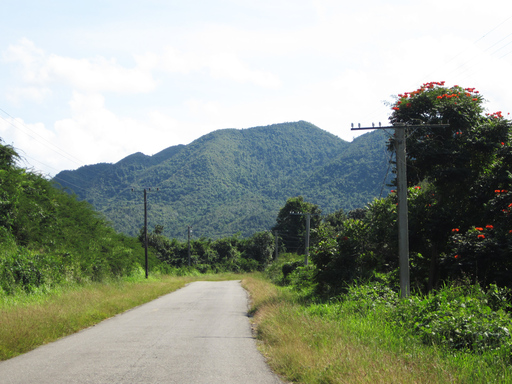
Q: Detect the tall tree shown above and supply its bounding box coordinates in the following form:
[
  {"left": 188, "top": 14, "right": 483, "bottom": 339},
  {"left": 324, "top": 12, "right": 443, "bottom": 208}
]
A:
[
  {"left": 388, "top": 82, "right": 511, "bottom": 288},
  {"left": 272, "top": 196, "right": 322, "bottom": 254}
]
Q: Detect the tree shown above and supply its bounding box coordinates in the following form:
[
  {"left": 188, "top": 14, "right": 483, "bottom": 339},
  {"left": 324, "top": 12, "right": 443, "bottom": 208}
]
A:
[
  {"left": 272, "top": 196, "right": 322, "bottom": 254},
  {"left": 241, "top": 231, "right": 275, "bottom": 267},
  {"left": 389, "top": 82, "right": 512, "bottom": 288}
]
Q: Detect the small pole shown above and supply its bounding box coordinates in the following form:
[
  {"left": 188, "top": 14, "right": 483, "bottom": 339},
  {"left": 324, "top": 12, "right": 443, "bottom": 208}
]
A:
[
  {"left": 289, "top": 211, "right": 318, "bottom": 266},
  {"left": 305, "top": 213, "right": 310, "bottom": 266},
  {"left": 187, "top": 226, "right": 192, "bottom": 267},
  {"left": 144, "top": 188, "right": 148, "bottom": 279},
  {"left": 274, "top": 230, "right": 279, "bottom": 260}
]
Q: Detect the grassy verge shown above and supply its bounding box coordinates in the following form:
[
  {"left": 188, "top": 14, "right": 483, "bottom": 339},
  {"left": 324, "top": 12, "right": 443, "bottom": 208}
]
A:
[
  {"left": 242, "top": 274, "right": 511, "bottom": 384},
  {"left": 0, "top": 272, "right": 241, "bottom": 361}
]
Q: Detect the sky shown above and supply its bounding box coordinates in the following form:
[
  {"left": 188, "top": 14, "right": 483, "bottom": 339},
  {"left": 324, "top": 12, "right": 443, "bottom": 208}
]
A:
[{"left": 1, "top": 0, "right": 512, "bottom": 177}]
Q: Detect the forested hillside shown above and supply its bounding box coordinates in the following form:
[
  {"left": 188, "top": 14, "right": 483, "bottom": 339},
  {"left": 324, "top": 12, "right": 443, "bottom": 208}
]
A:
[
  {"left": 0, "top": 140, "right": 157, "bottom": 295},
  {"left": 53, "top": 121, "right": 392, "bottom": 239}
]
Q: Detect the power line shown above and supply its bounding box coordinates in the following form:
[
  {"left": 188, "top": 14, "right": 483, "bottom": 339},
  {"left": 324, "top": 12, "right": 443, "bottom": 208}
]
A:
[{"left": 0, "top": 108, "right": 85, "bottom": 168}]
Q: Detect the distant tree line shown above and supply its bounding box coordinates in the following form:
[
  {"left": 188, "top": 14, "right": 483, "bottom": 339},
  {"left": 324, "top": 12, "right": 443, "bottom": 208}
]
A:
[{"left": 140, "top": 225, "right": 275, "bottom": 273}]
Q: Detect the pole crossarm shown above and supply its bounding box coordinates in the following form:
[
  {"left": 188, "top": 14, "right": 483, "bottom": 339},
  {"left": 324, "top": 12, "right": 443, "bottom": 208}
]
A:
[{"left": 350, "top": 123, "right": 449, "bottom": 131}]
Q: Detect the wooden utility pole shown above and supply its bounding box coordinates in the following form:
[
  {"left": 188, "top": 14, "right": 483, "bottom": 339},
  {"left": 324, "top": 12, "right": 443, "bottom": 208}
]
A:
[
  {"left": 395, "top": 127, "right": 410, "bottom": 297},
  {"left": 144, "top": 189, "right": 148, "bottom": 278},
  {"left": 351, "top": 122, "right": 447, "bottom": 297},
  {"left": 187, "top": 226, "right": 192, "bottom": 266},
  {"left": 290, "top": 212, "right": 318, "bottom": 266},
  {"left": 274, "top": 230, "right": 279, "bottom": 260},
  {"left": 132, "top": 187, "right": 159, "bottom": 279}
]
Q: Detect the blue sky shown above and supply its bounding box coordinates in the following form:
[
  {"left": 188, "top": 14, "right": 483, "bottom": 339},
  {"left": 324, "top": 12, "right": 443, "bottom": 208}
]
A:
[{"left": 1, "top": 0, "right": 512, "bottom": 176}]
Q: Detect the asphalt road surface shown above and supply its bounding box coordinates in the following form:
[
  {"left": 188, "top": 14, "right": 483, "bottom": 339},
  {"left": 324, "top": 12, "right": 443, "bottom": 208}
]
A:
[{"left": 0, "top": 280, "right": 283, "bottom": 383}]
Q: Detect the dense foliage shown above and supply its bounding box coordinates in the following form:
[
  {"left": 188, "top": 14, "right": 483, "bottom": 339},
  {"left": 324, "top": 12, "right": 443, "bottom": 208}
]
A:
[
  {"left": 0, "top": 140, "right": 159, "bottom": 295},
  {"left": 140, "top": 227, "right": 274, "bottom": 273},
  {"left": 53, "top": 121, "right": 393, "bottom": 240},
  {"left": 305, "top": 82, "right": 512, "bottom": 295}
]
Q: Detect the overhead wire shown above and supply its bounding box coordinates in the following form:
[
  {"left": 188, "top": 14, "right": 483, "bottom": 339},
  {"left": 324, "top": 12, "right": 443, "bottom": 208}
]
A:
[
  {"left": 358, "top": 13, "right": 512, "bottom": 160},
  {"left": 0, "top": 108, "right": 85, "bottom": 169}
]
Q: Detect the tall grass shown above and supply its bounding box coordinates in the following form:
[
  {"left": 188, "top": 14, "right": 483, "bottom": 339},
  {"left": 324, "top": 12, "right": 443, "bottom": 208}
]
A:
[{"left": 242, "top": 275, "right": 512, "bottom": 384}]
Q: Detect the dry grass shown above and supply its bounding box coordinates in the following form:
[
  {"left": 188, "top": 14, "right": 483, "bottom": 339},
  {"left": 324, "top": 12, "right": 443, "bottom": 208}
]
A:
[{"left": 242, "top": 275, "right": 458, "bottom": 384}]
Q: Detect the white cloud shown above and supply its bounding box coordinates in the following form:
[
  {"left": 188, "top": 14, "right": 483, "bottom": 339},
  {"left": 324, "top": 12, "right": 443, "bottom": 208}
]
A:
[
  {"left": 207, "top": 52, "right": 281, "bottom": 88},
  {"left": 4, "top": 39, "right": 157, "bottom": 96},
  {"left": 3, "top": 38, "right": 50, "bottom": 85},
  {"left": 46, "top": 55, "right": 157, "bottom": 94},
  {"left": 5, "top": 86, "right": 52, "bottom": 104},
  {"left": 136, "top": 46, "right": 282, "bottom": 89}
]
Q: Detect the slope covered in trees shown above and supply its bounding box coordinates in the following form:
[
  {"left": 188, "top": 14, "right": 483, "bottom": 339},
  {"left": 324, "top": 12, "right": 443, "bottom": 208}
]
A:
[
  {"left": 53, "top": 121, "right": 393, "bottom": 239},
  {"left": 0, "top": 139, "right": 154, "bottom": 295}
]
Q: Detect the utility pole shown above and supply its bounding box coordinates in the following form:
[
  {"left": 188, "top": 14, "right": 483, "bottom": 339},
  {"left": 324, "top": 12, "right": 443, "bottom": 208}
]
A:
[
  {"left": 351, "top": 122, "right": 447, "bottom": 297},
  {"left": 290, "top": 212, "right": 318, "bottom": 266},
  {"left": 187, "top": 226, "right": 192, "bottom": 267},
  {"left": 132, "top": 187, "right": 159, "bottom": 279},
  {"left": 144, "top": 189, "right": 148, "bottom": 278},
  {"left": 395, "top": 126, "right": 410, "bottom": 297},
  {"left": 274, "top": 230, "right": 279, "bottom": 260}
]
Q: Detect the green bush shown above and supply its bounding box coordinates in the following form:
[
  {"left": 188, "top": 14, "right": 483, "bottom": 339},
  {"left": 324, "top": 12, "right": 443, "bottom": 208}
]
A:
[
  {"left": 395, "top": 285, "right": 512, "bottom": 355},
  {"left": 310, "top": 282, "right": 512, "bottom": 357},
  {"left": 288, "top": 265, "right": 316, "bottom": 293}
]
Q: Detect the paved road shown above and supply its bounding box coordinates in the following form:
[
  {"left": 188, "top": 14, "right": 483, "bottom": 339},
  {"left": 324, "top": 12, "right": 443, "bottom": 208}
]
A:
[{"left": 0, "top": 280, "right": 283, "bottom": 383}]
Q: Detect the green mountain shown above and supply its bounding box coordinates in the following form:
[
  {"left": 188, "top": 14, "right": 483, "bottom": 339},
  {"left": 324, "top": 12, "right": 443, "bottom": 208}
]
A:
[{"left": 53, "top": 121, "right": 392, "bottom": 239}]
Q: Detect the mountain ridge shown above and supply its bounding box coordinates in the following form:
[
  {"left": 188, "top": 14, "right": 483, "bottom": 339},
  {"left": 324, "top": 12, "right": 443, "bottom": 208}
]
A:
[{"left": 53, "top": 121, "right": 392, "bottom": 239}]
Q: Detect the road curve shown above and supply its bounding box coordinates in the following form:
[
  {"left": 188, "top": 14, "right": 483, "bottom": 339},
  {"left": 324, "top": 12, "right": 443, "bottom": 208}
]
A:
[{"left": 0, "top": 280, "right": 283, "bottom": 384}]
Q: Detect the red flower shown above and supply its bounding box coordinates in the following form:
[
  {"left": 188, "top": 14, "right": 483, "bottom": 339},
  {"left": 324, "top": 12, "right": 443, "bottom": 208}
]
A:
[
  {"left": 486, "top": 225, "right": 494, "bottom": 229},
  {"left": 475, "top": 227, "right": 484, "bottom": 231},
  {"left": 414, "top": 186, "right": 421, "bottom": 190},
  {"left": 478, "top": 234, "right": 485, "bottom": 239},
  {"left": 452, "top": 228, "right": 460, "bottom": 232},
  {"left": 454, "top": 254, "right": 460, "bottom": 259}
]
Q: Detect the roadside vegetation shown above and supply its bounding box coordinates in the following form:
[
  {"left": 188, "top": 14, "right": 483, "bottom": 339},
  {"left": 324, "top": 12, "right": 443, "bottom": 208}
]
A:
[{"left": 243, "top": 258, "right": 512, "bottom": 383}]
